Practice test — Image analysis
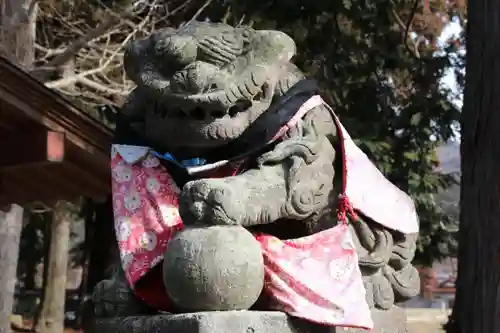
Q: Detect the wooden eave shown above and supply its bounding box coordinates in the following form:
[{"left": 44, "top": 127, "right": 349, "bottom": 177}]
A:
[{"left": 0, "top": 56, "right": 113, "bottom": 206}]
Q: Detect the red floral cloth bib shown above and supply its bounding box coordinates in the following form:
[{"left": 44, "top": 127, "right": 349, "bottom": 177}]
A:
[
  {"left": 111, "top": 148, "right": 183, "bottom": 289},
  {"left": 111, "top": 148, "right": 373, "bottom": 329},
  {"left": 255, "top": 225, "right": 372, "bottom": 328}
]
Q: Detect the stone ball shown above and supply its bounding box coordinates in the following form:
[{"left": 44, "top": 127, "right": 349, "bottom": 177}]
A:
[{"left": 162, "top": 225, "right": 264, "bottom": 312}]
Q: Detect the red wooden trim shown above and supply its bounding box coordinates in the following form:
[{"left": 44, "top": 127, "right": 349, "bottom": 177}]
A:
[{"left": 0, "top": 130, "right": 65, "bottom": 170}]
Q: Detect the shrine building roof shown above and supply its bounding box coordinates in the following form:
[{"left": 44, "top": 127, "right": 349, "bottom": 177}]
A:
[{"left": 0, "top": 56, "right": 113, "bottom": 207}]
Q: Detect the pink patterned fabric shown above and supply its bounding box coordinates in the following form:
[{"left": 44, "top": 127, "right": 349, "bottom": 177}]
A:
[
  {"left": 110, "top": 146, "right": 373, "bottom": 329},
  {"left": 110, "top": 147, "right": 183, "bottom": 288},
  {"left": 255, "top": 225, "right": 372, "bottom": 329},
  {"left": 329, "top": 109, "right": 419, "bottom": 234}
]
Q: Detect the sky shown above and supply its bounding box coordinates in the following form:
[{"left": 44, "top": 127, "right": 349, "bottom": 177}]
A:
[
  {"left": 435, "top": 20, "right": 464, "bottom": 165},
  {"left": 438, "top": 19, "right": 464, "bottom": 109}
]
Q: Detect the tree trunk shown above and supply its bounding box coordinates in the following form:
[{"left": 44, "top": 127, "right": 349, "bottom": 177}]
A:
[
  {"left": 447, "top": 0, "right": 500, "bottom": 331},
  {"left": 0, "top": 205, "right": 24, "bottom": 333},
  {"left": 0, "top": 2, "right": 37, "bottom": 332},
  {"left": 36, "top": 202, "right": 71, "bottom": 333},
  {"left": 0, "top": 0, "right": 37, "bottom": 70}
]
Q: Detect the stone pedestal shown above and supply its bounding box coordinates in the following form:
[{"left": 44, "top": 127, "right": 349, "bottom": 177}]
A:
[{"left": 93, "top": 307, "right": 408, "bottom": 333}]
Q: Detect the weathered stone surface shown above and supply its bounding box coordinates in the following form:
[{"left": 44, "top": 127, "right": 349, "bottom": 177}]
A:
[
  {"left": 92, "top": 264, "right": 153, "bottom": 318},
  {"left": 347, "top": 306, "right": 409, "bottom": 333},
  {"left": 93, "top": 20, "right": 420, "bottom": 333},
  {"left": 93, "top": 307, "right": 408, "bottom": 333},
  {"left": 94, "top": 311, "right": 303, "bottom": 333},
  {"left": 162, "top": 226, "right": 264, "bottom": 311}
]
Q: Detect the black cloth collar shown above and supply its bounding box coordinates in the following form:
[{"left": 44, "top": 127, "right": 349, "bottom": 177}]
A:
[{"left": 201, "top": 78, "right": 319, "bottom": 162}]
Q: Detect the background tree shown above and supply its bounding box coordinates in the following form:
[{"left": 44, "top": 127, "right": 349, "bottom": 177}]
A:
[
  {"left": 206, "top": 0, "right": 466, "bottom": 264},
  {"left": 0, "top": 0, "right": 37, "bottom": 332},
  {"left": 0, "top": 206, "right": 24, "bottom": 333},
  {"left": 29, "top": 0, "right": 466, "bottom": 264},
  {"left": 35, "top": 202, "right": 74, "bottom": 333},
  {"left": 447, "top": 0, "right": 500, "bottom": 330}
]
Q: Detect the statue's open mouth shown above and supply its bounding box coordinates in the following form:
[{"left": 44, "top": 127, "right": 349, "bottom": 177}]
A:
[
  {"left": 155, "top": 99, "right": 254, "bottom": 121},
  {"left": 145, "top": 106, "right": 267, "bottom": 148},
  {"left": 152, "top": 83, "right": 268, "bottom": 122}
]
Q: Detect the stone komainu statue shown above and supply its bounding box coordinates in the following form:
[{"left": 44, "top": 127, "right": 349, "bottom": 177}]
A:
[{"left": 92, "top": 22, "right": 420, "bottom": 333}]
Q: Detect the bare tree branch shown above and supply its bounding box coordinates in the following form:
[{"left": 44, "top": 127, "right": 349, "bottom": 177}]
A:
[
  {"left": 44, "top": 3, "right": 155, "bottom": 90},
  {"left": 34, "top": 0, "right": 215, "bottom": 109},
  {"left": 185, "top": 0, "right": 213, "bottom": 26},
  {"left": 31, "top": 18, "right": 124, "bottom": 78}
]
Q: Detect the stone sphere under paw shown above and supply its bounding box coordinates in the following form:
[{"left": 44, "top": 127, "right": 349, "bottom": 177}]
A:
[{"left": 162, "top": 225, "right": 265, "bottom": 311}]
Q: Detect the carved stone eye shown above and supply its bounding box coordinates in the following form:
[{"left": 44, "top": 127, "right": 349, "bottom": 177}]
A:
[{"left": 221, "top": 33, "right": 238, "bottom": 45}]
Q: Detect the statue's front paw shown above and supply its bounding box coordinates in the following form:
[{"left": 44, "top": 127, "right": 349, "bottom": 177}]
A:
[{"left": 179, "top": 179, "right": 245, "bottom": 225}]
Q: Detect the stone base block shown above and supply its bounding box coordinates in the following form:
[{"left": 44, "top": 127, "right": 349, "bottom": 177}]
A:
[
  {"left": 94, "top": 311, "right": 299, "bottom": 333},
  {"left": 93, "top": 307, "right": 408, "bottom": 333},
  {"left": 345, "top": 306, "right": 408, "bottom": 333}
]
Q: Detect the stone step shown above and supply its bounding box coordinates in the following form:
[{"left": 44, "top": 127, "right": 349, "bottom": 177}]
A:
[{"left": 94, "top": 307, "right": 409, "bottom": 333}]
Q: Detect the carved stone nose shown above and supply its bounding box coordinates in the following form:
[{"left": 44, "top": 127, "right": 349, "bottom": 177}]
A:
[
  {"left": 171, "top": 61, "right": 222, "bottom": 94},
  {"left": 155, "top": 35, "right": 198, "bottom": 66}
]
